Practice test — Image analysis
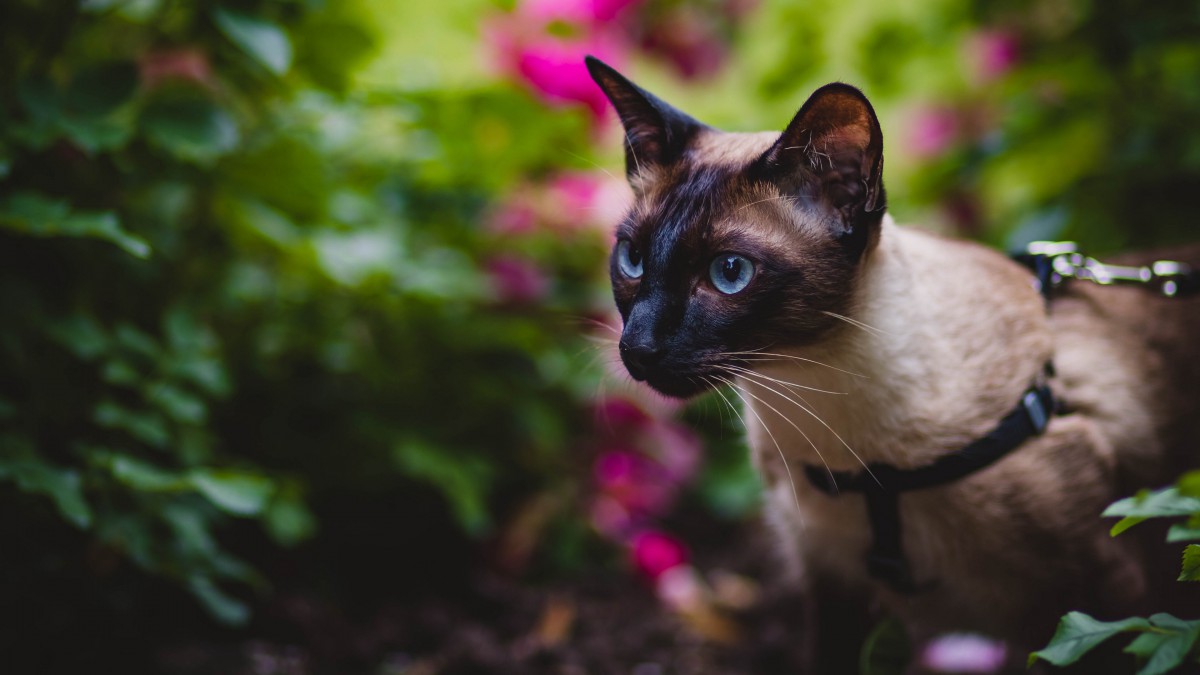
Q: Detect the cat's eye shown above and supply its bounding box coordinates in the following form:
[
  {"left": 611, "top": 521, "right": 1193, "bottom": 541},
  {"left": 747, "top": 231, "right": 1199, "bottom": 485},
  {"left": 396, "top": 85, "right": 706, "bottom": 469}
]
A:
[
  {"left": 709, "top": 254, "right": 755, "bottom": 294},
  {"left": 615, "top": 240, "right": 644, "bottom": 279}
]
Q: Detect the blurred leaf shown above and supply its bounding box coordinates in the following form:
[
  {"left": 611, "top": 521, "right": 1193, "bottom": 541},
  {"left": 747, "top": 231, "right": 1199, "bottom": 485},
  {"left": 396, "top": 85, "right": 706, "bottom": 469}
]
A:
[
  {"left": 94, "top": 400, "right": 171, "bottom": 448},
  {"left": 263, "top": 487, "right": 317, "bottom": 547},
  {"left": 6, "top": 460, "right": 92, "bottom": 528},
  {"left": 109, "top": 455, "right": 188, "bottom": 492},
  {"left": 48, "top": 314, "right": 110, "bottom": 360},
  {"left": 393, "top": 441, "right": 492, "bottom": 534},
  {"left": 188, "top": 576, "right": 250, "bottom": 626},
  {"left": 189, "top": 469, "right": 274, "bottom": 516},
  {"left": 213, "top": 8, "right": 293, "bottom": 75},
  {"left": 142, "top": 94, "right": 239, "bottom": 163},
  {"left": 146, "top": 382, "right": 208, "bottom": 424},
  {"left": 0, "top": 191, "right": 150, "bottom": 258},
  {"left": 860, "top": 617, "right": 911, "bottom": 675}
]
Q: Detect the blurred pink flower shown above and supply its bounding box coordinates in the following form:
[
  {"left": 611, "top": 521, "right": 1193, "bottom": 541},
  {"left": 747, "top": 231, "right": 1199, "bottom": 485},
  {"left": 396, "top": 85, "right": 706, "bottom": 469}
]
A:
[
  {"left": 486, "top": 255, "right": 551, "bottom": 303},
  {"left": 630, "top": 529, "right": 689, "bottom": 580},
  {"left": 906, "top": 105, "right": 960, "bottom": 159},
  {"left": 639, "top": 7, "right": 727, "bottom": 80},
  {"left": 594, "top": 396, "right": 652, "bottom": 432},
  {"left": 521, "top": 0, "right": 645, "bottom": 24},
  {"left": 515, "top": 36, "right": 624, "bottom": 119},
  {"left": 593, "top": 448, "right": 672, "bottom": 514},
  {"left": 655, "top": 564, "right": 703, "bottom": 609},
  {"left": 486, "top": 201, "right": 538, "bottom": 236},
  {"left": 487, "top": 0, "right": 636, "bottom": 122},
  {"left": 968, "top": 30, "right": 1020, "bottom": 82},
  {"left": 139, "top": 48, "right": 213, "bottom": 89},
  {"left": 589, "top": 494, "right": 636, "bottom": 537},
  {"left": 640, "top": 421, "right": 701, "bottom": 484},
  {"left": 921, "top": 633, "right": 1008, "bottom": 673}
]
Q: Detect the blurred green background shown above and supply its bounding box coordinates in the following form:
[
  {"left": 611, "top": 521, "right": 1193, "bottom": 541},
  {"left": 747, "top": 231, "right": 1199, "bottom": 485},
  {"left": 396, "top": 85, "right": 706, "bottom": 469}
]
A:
[{"left": 2, "top": 0, "right": 1198, "bottom": 671}]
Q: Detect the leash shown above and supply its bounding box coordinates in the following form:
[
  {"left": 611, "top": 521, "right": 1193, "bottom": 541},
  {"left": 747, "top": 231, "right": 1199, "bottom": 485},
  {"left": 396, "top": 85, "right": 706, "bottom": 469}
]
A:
[{"left": 802, "top": 241, "right": 1199, "bottom": 594}]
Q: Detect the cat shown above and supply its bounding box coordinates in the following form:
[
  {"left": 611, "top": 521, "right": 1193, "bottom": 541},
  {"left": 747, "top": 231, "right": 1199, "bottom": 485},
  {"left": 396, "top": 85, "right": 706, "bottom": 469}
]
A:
[{"left": 584, "top": 55, "right": 1200, "bottom": 665}]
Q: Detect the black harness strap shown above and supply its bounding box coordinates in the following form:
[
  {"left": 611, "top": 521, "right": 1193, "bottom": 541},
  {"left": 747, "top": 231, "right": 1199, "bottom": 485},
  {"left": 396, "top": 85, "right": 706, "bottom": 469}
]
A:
[{"left": 803, "top": 384, "right": 1054, "bottom": 593}]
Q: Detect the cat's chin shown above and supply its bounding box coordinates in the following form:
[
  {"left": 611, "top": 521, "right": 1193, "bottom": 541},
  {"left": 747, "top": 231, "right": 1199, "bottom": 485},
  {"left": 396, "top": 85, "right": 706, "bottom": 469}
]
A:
[{"left": 641, "top": 374, "right": 712, "bottom": 399}]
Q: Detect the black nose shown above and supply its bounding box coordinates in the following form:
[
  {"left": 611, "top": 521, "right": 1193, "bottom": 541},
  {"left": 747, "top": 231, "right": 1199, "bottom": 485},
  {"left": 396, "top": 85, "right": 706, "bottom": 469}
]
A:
[{"left": 618, "top": 340, "right": 663, "bottom": 381}]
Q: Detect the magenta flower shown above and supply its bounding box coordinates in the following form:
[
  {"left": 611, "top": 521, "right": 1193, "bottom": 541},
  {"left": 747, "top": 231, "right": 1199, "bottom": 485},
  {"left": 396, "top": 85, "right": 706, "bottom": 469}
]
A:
[
  {"left": 906, "top": 105, "right": 960, "bottom": 159},
  {"left": 592, "top": 449, "right": 672, "bottom": 514},
  {"left": 485, "top": 255, "right": 551, "bottom": 304},
  {"left": 921, "top": 633, "right": 1008, "bottom": 673},
  {"left": 968, "top": 30, "right": 1020, "bottom": 82},
  {"left": 630, "top": 529, "right": 689, "bottom": 581},
  {"left": 515, "top": 36, "right": 623, "bottom": 120}
]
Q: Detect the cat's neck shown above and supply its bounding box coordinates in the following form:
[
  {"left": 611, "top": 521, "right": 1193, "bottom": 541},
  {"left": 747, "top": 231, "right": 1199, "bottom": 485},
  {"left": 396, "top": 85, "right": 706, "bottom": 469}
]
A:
[{"left": 739, "top": 216, "right": 1053, "bottom": 471}]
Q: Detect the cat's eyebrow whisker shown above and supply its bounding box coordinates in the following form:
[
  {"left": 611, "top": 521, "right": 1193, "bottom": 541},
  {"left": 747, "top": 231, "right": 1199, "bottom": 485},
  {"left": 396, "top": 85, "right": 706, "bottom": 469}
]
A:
[
  {"left": 721, "top": 363, "right": 847, "bottom": 395},
  {"left": 733, "top": 368, "right": 878, "bottom": 485},
  {"left": 820, "top": 311, "right": 893, "bottom": 338},
  {"left": 734, "top": 194, "right": 792, "bottom": 214},
  {"left": 559, "top": 149, "right": 619, "bottom": 183},
  {"left": 718, "top": 350, "right": 868, "bottom": 379},
  {"left": 712, "top": 374, "right": 807, "bottom": 525}
]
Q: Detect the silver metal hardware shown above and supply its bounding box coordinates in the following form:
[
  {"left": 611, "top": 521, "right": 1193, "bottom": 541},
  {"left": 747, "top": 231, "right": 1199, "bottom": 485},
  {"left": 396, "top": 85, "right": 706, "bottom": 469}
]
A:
[{"left": 1026, "top": 241, "right": 1195, "bottom": 298}]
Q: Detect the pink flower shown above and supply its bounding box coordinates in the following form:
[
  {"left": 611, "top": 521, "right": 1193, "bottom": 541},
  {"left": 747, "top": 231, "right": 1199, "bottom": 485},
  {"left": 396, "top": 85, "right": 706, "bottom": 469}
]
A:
[
  {"left": 968, "top": 30, "right": 1020, "bottom": 82},
  {"left": 640, "top": 421, "right": 701, "bottom": 484},
  {"left": 639, "top": 7, "right": 727, "bottom": 80},
  {"left": 589, "top": 494, "right": 636, "bottom": 537},
  {"left": 906, "top": 105, "right": 960, "bottom": 159},
  {"left": 520, "top": 0, "right": 644, "bottom": 24},
  {"left": 139, "top": 48, "right": 213, "bottom": 89},
  {"left": 592, "top": 449, "right": 672, "bottom": 514},
  {"left": 630, "top": 529, "right": 689, "bottom": 580},
  {"left": 921, "top": 633, "right": 1008, "bottom": 673},
  {"left": 515, "top": 36, "right": 624, "bottom": 119},
  {"left": 593, "top": 397, "right": 652, "bottom": 432},
  {"left": 486, "top": 255, "right": 551, "bottom": 303}
]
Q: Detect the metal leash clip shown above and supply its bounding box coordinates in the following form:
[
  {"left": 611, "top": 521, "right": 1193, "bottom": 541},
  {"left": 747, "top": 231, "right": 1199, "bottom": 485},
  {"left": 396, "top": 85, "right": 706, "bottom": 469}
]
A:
[{"left": 1023, "top": 241, "right": 1197, "bottom": 298}]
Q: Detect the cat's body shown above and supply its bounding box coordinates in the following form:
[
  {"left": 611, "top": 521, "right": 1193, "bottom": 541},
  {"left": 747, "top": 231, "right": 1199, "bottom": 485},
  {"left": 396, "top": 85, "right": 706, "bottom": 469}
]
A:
[{"left": 584, "top": 56, "right": 1200, "bottom": 658}]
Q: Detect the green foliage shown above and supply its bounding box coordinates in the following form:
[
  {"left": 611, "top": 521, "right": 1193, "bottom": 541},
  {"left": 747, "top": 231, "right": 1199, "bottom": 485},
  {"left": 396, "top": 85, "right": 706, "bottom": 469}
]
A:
[
  {"left": 1033, "top": 471, "right": 1200, "bottom": 671},
  {"left": 0, "top": 0, "right": 605, "bottom": 630}
]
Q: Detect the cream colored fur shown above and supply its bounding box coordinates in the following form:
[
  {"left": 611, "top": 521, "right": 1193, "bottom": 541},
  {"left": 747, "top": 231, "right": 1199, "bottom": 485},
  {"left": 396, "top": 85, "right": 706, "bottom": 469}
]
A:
[{"left": 738, "top": 216, "right": 1162, "bottom": 642}]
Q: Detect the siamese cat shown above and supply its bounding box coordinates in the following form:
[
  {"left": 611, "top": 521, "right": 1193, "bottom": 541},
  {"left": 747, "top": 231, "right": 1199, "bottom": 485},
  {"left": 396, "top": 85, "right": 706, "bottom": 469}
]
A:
[{"left": 584, "top": 56, "right": 1200, "bottom": 662}]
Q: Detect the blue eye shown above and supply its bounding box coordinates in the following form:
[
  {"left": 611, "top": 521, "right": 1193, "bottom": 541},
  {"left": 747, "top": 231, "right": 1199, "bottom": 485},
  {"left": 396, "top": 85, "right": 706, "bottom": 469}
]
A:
[
  {"left": 616, "top": 240, "right": 644, "bottom": 279},
  {"left": 709, "top": 254, "right": 755, "bottom": 294}
]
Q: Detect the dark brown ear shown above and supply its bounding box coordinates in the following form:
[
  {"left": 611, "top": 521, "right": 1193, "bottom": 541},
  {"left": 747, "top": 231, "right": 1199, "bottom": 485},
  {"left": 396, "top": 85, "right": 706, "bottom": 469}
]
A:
[
  {"left": 585, "top": 56, "right": 706, "bottom": 179},
  {"left": 758, "top": 83, "right": 885, "bottom": 247}
]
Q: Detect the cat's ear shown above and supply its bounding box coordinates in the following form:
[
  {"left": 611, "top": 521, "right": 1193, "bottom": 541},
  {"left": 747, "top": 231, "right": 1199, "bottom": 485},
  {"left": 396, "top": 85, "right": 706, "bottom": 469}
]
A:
[
  {"left": 759, "top": 83, "right": 885, "bottom": 243},
  {"left": 585, "top": 56, "right": 705, "bottom": 179}
]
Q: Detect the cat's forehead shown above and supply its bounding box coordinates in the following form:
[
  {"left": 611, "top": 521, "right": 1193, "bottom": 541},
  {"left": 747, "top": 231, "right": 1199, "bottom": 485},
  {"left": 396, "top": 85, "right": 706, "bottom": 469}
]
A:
[{"left": 623, "top": 130, "right": 796, "bottom": 246}]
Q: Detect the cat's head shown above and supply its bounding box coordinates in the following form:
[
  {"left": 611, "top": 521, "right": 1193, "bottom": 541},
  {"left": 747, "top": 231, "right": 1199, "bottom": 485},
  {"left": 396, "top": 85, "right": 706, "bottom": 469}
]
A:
[{"left": 586, "top": 57, "right": 886, "bottom": 398}]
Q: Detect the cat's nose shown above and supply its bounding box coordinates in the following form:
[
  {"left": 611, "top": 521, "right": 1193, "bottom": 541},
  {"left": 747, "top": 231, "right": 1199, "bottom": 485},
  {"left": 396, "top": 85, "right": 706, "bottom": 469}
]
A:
[{"left": 618, "top": 340, "right": 663, "bottom": 381}]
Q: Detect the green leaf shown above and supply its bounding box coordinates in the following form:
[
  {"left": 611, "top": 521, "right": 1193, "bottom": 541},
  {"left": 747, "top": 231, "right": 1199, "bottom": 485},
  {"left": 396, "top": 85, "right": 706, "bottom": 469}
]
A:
[
  {"left": 1167, "top": 520, "right": 1200, "bottom": 543},
  {"left": 94, "top": 400, "right": 170, "bottom": 448},
  {"left": 1179, "top": 471, "right": 1200, "bottom": 498},
  {"left": 63, "top": 62, "right": 138, "bottom": 118},
  {"left": 1124, "top": 614, "right": 1200, "bottom": 675},
  {"left": 213, "top": 9, "right": 293, "bottom": 75},
  {"left": 1104, "top": 487, "right": 1200, "bottom": 536},
  {"left": 393, "top": 441, "right": 492, "bottom": 534},
  {"left": 189, "top": 470, "right": 274, "bottom": 516},
  {"left": 8, "top": 461, "right": 92, "bottom": 528},
  {"left": 141, "top": 95, "right": 239, "bottom": 163},
  {"left": 145, "top": 382, "right": 208, "bottom": 424},
  {"left": 1030, "top": 612, "right": 1153, "bottom": 667},
  {"left": 263, "top": 488, "right": 317, "bottom": 547},
  {"left": 0, "top": 191, "right": 150, "bottom": 258},
  {"left": 1182, "top": 545, "right": 1200, "bottom": 582},
  {"left": 109, "top": 456, "right": 187, "bottom": 492},
  {"left": 859, "top": 617, "right": 911, "bottom": 675},
  {"left": 187, "top": 576, "right": 250, "bottom": 626}
]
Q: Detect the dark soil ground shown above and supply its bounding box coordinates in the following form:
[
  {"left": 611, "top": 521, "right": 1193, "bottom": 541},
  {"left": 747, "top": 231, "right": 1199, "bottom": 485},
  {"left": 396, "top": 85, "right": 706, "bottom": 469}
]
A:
[{"left": 152, "top": 519, "right": 849, "bottom": 675}]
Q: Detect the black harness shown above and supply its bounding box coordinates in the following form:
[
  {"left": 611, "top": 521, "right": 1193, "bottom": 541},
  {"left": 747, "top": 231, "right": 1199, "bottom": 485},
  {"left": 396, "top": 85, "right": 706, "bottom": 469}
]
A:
[{"left": 801, "top": 240, "right": 1200, "bottom": 594}]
